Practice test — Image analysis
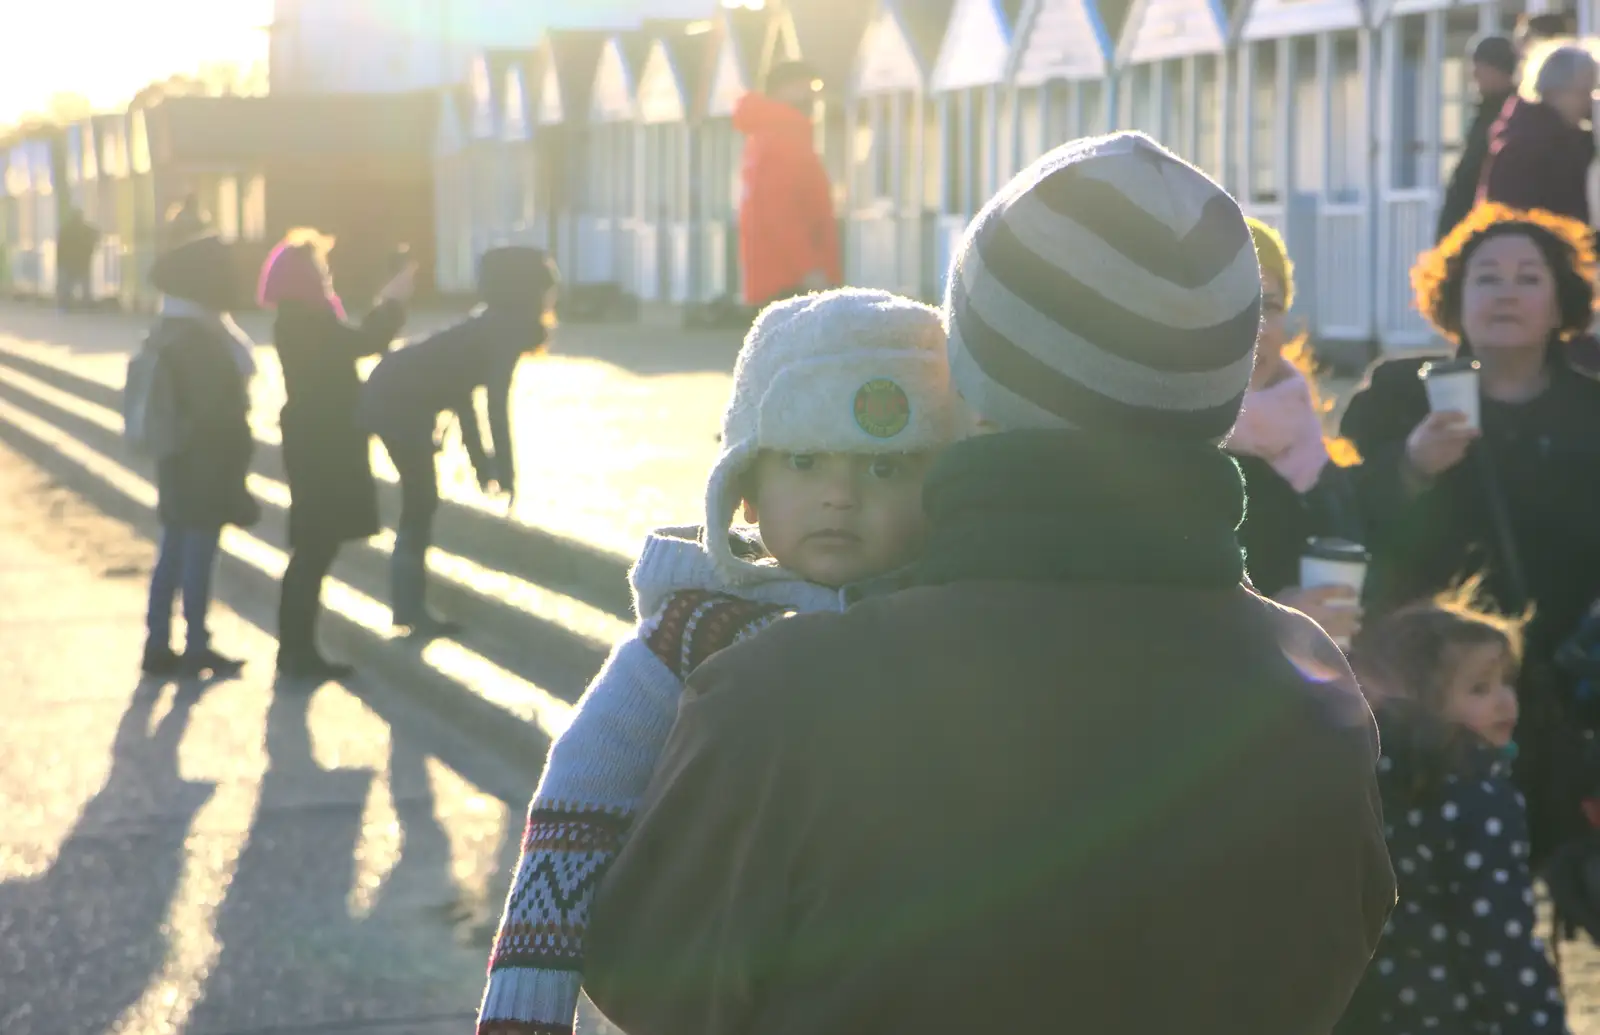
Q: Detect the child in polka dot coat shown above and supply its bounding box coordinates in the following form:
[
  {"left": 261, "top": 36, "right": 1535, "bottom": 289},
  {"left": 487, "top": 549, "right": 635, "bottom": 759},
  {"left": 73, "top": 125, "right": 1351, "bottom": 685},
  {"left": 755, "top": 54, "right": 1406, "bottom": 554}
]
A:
[{"left": 1338, "top": 594, "right": 1568, "bottom": 1035}]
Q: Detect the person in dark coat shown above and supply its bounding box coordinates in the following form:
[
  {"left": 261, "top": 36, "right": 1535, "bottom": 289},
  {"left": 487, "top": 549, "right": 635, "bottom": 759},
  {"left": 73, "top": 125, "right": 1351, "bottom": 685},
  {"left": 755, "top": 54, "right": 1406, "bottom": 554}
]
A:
[
  {"left": 56, "top": 206, "right": 100, "bottom": 311},
  {"left": 141, "top": 234, "right": 258, "bottom": 679},
  {"left": 359, "top": 246, "right": 559, "bottom": 637},
  {"left": 1437, "top": 35, "right": 1519, "bottom": 242},
  {"left": 257, "top": 229, "right": 415, "bottom": 680},
  {"left": 1342, "top": 202, "right": 1600, "bottom": 864},
  {"left": 584, "top": 133, "right": 1393, "bottom": 1035},
  {"left": 1478, "top": 42, "right": 1598, "bottom": 226},
  {"left": 164, "top": 193, "right": 208, "bottom": 249},
  {"left": 1230, "top": 219, "right": 1364, "bottom": 641}
]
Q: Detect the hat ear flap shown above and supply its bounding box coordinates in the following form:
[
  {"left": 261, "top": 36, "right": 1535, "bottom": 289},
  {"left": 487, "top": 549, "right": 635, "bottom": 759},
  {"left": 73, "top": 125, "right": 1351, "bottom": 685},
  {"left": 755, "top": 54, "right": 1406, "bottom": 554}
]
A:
[{"left": 703, "top": 445, "right": 757, "bottom": 582}]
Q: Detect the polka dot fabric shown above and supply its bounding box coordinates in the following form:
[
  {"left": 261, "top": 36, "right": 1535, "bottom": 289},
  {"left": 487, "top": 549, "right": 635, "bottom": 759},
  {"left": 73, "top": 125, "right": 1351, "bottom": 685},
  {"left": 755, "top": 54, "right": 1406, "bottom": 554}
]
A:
[{"left": 1338, "top": 742, "right": 1569, "bottom": 1034}]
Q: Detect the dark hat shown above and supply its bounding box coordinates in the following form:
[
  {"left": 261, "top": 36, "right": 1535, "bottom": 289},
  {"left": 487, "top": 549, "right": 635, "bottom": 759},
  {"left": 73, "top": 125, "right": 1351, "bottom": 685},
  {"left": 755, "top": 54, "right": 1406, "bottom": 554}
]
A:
[
  {"left": 943, "top": 131, "right": 1261, "bottom": 442},
  {"left": 477, "top": 246, "right": 559, "bottom": 313},
  {"left": 1471, "top": 34, "right": 1518, "bottom": 75},
  {"left": 150, "top": 234, "right": 239, "bottom": 312},
  {"left": 764, "top": 59, "right": 822, "bottom": 94}
]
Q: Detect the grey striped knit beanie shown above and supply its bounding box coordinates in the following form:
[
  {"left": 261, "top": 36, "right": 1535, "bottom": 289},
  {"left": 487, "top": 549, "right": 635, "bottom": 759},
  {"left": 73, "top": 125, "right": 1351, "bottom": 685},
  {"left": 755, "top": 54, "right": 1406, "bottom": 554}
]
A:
[{"left": 944, "top": 131, "right": 1262, "bottom": 441}]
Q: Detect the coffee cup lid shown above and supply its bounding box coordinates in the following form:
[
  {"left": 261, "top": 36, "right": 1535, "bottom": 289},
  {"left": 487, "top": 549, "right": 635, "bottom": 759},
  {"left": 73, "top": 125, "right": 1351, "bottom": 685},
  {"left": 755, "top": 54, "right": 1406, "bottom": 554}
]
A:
[
  {"left": 1304, "top": 537, "right": 1369, "bottom": 563},
  {"left": 1418, "top": 357, "right": 1481, "bottom": 379}
]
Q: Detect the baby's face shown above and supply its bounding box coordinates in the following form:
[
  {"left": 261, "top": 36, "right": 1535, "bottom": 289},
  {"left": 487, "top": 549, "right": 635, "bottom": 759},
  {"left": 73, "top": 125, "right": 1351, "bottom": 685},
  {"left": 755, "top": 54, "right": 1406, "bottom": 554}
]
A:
[{"left": 745, "top": 450, "right": 936, "bottom": 588}]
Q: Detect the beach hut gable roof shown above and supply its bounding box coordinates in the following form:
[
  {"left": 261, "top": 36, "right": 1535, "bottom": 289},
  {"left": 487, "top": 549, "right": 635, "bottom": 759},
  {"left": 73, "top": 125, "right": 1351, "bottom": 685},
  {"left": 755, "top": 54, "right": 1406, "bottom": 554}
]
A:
[
  {"left": 1239, "top": 0, "right": 1363, "bottom": 39},
  {"left": 1011, "top": 0, "right": 1114, "bottom": 84},
  {"left": 503, "top": 65, "right": 532, "bottom": 142},
  {"left": 470, "top": 54, "right": 496, "bottom": 139},
  {"left": 538, "top": 59, "right": 565, "bottom": 124},
  {"left": 1118, "top": 0, "right": 1228, "bottom": 64},
  {"left": 639, "top": 40, "right": 688, "bottom": 123},
  {"left": 932, "top": 0, "right": 1017, "bottom": 91},
  {"left": 765, "top": 0, "right": 875, "bottom": 98},
  {"left": 436, "top": 87, "right": 468, "bottom": 157},
  {"left": 855, "top": 6, "right": 927, "bottom": 95},
  {"left": 707, "top": 27, "right": 748, "bottom": 117},
  {"left": 591, "top": 37, "right": 636, "bottom": 122}
]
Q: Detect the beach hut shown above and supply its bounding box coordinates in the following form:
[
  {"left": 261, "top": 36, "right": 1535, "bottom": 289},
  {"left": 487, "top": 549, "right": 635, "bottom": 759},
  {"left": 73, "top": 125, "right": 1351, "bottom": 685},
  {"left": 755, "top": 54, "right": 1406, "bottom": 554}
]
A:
[
  {"left": 464, "top": 50, "right": 529, "bottom": 263},
  {"left": 845, "top": 0, "right": 953, "bottom": 301},
  {"left": 501, "top": 53, "right": 539, "bottom": 244},
  {"left": 1372, "top": 0, "right": 1505, "bottom": 349},
  {"left": 1236, "top": 0, "right": 1373, "bottom": 351},
  {"left": 532, "top": 30, "right": 608, "bottom": 287},
  {"left": 0, "top": 141, "right": 23, "bottom": 296},
  {"left": 698, "top": 4, "right": 771, "bottom": 305},
  {"left": 90, "top": 113, "right": 133, "bottom": 306},
  {"left": 633, "top": 20, "right": 715, "bottom": 310},
  {"left": 1009, "top": 0, "right": 1125, "bottom": 168},
  {"left": 576, "top": 30, "right": 651, "bottom": 301},
  {"left": 15, "top": 133, "right": 63, "bottom": 300},
  {"left": 928, "top": 0, "right": 1027, "bottom": 296},
  {"left": 434, "top": 85, "right": 475, "bottom": 295},
  {"left": 1115, "top": 0, "right": 1233, "bottom": 182}
]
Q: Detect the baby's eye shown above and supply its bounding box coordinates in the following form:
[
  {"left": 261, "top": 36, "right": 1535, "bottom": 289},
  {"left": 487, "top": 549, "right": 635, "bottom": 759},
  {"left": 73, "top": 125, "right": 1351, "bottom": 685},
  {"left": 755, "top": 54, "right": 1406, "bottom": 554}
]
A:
[
  {"left": 786, "top": 453, "right": 816, "bottom": 472},
  {"left": 869, "top": 456, "right": 904, "bottom": 479}
]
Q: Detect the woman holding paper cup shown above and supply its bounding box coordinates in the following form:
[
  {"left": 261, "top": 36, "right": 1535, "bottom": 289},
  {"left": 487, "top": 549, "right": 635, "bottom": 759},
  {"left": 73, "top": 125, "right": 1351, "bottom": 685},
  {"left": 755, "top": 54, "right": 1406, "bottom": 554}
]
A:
[
  {"left": 1229, "top": 219, "right": 1365, "bottom": 645},
  {"left": 1342, "top": 202, "right": 1600, "bottom": 859}
]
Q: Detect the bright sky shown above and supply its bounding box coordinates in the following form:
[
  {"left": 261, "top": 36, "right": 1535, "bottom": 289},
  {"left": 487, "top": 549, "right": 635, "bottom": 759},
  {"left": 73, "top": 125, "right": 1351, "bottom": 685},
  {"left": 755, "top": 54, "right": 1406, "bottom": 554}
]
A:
[{"left": 0, "top": 0, "right": 271, "bottom": 126}]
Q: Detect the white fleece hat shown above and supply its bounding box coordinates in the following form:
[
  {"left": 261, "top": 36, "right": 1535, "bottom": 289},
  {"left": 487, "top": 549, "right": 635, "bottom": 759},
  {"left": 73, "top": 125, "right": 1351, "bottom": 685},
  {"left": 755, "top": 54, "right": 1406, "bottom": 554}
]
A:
[{"left": 704, "top": 288, "right": 966, "bottom": 584}]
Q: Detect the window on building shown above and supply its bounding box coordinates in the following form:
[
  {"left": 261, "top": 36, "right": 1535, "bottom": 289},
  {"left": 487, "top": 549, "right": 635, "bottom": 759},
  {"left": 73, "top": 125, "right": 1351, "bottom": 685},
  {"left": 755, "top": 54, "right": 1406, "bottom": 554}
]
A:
[
  {"left": 242, "top": 175, "right": 266, "bottom": 241},
  {"left": 1195, "top": 55, "right": 1222, "bottom": 179},
  {"left": 943, "top": 95, "right": 964, "bottom": 213},
  {"left": 1329, "top": 33, "right": 1364, "bottom": 200},
  {"left": 1440, "top": 13, "right": 1478, "bottom": 186},
  {"left": 876, "top": 96, "right": 893, "bottom": 200},
  {"left": 973, "top": 88, "right": 994, "bottom": 206},
  {"left": 899, "top": 95, "right": 919, "bottom": 208},
  {"left": 216, "top": 177, "right": 240, "bottom": 242},
  {"left": 1130, "top": 66, "right": 1158, "bottom": 138},
  {"left": 922, "top": 98, "right": 941, "bottom": 209},
  {"left": 1080, "top": 79, "right": 1107, "bottom": 137},
  {"left": 1017, "top": 88, "right": 1043, "bottom": 167},
  {"left": 1394, "top": 20, "right": 1425, "bottom": 190},
  {"left": 1251, "top": 44, "right": 1279, "bottom": 202},
  {"left": 853, "top": 98, "right": 876, "bottom": 204},
  {"left": 1293, "top": 38, "right": 1323, "bottom": 193}
]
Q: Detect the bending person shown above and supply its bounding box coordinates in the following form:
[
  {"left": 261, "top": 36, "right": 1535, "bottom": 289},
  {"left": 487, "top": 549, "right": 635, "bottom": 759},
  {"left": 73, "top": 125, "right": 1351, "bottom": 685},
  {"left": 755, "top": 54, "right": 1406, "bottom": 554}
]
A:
[{"left": 359, "top": 246, "right": 558, "bottom": 637}]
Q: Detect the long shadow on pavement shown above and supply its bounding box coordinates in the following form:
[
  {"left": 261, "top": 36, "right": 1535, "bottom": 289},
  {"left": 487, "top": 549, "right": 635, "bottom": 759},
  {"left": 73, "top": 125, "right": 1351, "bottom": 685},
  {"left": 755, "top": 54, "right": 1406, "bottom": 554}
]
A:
[{"left": 0, "top": 678, "right": 216, "bottom": 1035}]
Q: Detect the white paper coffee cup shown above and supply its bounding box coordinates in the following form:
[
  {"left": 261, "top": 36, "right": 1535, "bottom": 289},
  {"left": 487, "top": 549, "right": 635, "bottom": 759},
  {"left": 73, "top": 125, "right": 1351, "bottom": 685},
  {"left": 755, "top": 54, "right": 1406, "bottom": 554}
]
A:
[
  {"left": 1300, "top": 538, "right": 1369, "bottom": 648},
  {"left": 1419, "top": 360, "right": 1481, "bottom": 431},
  {"left": 1300, "top": 554, "right": 1368, "bottom": 598}
]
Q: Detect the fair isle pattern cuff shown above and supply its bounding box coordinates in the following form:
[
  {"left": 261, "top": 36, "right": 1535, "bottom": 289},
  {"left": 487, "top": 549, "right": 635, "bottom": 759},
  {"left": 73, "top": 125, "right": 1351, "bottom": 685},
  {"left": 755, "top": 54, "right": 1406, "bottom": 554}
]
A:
[{"left": 488, "top": 805, "right": 631, "bottom": 972}]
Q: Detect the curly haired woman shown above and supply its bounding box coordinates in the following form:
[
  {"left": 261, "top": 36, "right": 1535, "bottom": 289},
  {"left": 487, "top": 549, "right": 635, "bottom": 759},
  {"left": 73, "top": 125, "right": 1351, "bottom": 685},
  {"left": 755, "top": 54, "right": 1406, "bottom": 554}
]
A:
[{"left": 1342, "top": 202, "right": 1600, "bottom": 862}]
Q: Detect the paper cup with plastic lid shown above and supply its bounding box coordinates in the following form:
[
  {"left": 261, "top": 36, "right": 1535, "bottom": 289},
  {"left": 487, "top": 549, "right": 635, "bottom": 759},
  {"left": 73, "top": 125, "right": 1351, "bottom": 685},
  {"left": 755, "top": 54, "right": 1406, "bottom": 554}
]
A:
[
  {"left": 1300, "top": 537, "right": 1369, "bottom": 649},
  {"left": 1418, "top": 357, "right": 1482, "bottom": 431}
]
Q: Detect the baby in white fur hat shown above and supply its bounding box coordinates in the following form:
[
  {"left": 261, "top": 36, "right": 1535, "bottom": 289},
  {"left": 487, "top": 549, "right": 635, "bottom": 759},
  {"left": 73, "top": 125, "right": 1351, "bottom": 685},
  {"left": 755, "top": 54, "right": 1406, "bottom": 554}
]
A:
[{"left": 478, "top": 288, "right": 968, "bottom": 1035}]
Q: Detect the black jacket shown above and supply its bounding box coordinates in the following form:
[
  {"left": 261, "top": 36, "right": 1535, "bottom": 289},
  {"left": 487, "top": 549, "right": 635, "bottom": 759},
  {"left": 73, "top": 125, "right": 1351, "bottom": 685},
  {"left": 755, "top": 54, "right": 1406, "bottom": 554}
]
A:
[
  {"left": 1341, "top": 354, "right": 1600, "bottom": 664},
  {"left": 1436, "top": 90, "right": 1513, "bottom": 242},
  {"left": 357, "top": 309, "right": 540, "bottom": 487},
  {"left": 152, "top": 316, "right": 256, "bottom": 529},
  {"left": 272, "top": 299, "right": 405, "bottom": 546},
  {"left": 1234, "top": 453, "right": 1361, "bottom": 598}
]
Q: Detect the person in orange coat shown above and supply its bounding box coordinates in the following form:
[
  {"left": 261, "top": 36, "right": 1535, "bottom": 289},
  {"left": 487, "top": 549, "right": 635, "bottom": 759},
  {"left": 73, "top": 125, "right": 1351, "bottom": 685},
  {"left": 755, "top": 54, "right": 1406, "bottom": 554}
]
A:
[{"left": 732, "top": 60, "right": 842, "bottom": 307}]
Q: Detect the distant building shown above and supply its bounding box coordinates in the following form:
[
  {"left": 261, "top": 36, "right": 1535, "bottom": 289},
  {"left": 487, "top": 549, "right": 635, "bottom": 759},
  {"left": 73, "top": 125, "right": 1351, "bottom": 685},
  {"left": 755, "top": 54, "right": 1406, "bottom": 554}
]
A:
[{"left": 268, "top": 0, "right": 717, "bottom": 94}]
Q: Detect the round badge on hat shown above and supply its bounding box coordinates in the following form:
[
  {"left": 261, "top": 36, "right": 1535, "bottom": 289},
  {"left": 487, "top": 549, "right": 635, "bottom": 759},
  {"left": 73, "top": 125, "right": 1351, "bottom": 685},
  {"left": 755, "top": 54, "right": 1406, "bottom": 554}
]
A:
[{"left": 854, "top": 378, "right": 911, "bottom": 438}]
